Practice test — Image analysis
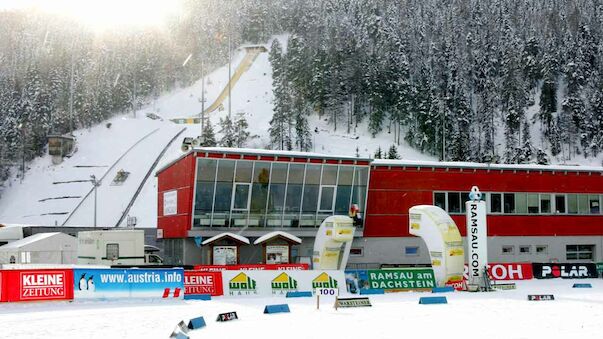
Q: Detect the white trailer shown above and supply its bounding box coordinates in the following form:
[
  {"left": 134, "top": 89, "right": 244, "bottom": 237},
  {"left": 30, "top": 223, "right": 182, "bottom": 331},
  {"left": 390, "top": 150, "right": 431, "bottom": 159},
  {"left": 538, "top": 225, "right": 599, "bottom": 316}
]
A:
[{"left": 77, "top": 230, "right": 161, "bottom": 265}]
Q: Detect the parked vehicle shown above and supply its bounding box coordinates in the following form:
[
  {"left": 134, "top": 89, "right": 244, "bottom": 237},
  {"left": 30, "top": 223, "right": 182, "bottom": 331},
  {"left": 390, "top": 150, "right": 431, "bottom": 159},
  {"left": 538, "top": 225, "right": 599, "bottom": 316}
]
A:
[{"left": 77, "top": 230, "right": 163, "bottom": 265}]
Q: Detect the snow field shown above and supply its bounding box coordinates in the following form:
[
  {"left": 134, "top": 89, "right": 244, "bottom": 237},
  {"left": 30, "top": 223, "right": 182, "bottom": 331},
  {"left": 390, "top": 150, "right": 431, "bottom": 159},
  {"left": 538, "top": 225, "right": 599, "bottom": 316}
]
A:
[{"left": 1, "top": 279, "right": 602, "bottom": 338}]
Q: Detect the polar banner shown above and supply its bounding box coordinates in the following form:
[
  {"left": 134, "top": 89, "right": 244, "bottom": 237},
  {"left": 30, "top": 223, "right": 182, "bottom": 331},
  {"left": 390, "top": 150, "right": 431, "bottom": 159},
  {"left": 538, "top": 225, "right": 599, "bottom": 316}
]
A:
[
  {"left": 221, "top": 270, "right": 345, "bottom": 297},
  {"left": 184, "top": 271, "right": 223, "bottom": 296},
  {"left": 463, "top": 263, "right": 534, "bottom": 281},
  {"left": 345, "top": 268, "right": 437, "bottom": 293},
  {"left": 1, "top": 269, "right": 74, "bottom": 302},
  {"left": 532, "top": 263, "right": 597, "bottom": 279},
  {"left": 73, "top": 268, "right": 184, "bottom": 299},
  {"left": 466, "top": 200, "right": 488, "bottom": 285}
]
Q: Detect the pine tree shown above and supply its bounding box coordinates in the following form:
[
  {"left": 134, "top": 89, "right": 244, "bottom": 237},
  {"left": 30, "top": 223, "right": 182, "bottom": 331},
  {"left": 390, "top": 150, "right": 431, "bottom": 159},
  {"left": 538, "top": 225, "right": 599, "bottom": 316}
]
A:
[
  {"left": 233, "top": 114, "right": 253, "bottom": 148},
  {"left": 218, "top": 116, "right": 236, "bottom": 147},
  {"left": 269, "top": 39, "right": 293, "bottom": 150},
  {"left": 200, "top": 119, "right": 217, "bottom": 147},
  {"left": 387, "top": 145, "right": 400, "bottom": 159},
  {"left": 374, "top": 146, "right": 383, "bottom": 159}
]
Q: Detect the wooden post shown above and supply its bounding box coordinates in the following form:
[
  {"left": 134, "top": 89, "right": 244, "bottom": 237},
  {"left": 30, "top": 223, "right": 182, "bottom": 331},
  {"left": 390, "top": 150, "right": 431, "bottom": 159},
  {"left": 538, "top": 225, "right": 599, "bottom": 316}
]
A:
[{"left": 316, "top": 294, "right": 320, "bottom": 310}]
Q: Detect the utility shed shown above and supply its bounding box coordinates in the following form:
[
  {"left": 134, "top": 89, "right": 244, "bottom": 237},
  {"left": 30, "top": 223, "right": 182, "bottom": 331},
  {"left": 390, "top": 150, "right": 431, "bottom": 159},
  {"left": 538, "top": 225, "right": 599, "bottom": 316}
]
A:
[{"left": 0, "top": 232, "right": 77, "bottom": 264}]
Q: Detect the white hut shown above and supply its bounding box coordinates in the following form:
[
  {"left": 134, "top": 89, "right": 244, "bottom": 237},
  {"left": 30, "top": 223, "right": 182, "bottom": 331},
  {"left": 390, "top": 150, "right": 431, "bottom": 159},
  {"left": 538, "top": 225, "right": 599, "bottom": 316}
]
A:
[{"left": 0, "top": 232, "right": 77, "bottom": 265}]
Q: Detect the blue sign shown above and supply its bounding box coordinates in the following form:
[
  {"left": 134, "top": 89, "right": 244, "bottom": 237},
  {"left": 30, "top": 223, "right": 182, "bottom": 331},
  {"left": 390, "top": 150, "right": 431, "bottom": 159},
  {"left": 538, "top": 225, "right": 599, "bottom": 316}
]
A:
[
  {"left": 345, "top": 270, "right": 369, "bottom": 294},
  {"left": 74, "top": 268, "right": 184, "bottom": 299}
]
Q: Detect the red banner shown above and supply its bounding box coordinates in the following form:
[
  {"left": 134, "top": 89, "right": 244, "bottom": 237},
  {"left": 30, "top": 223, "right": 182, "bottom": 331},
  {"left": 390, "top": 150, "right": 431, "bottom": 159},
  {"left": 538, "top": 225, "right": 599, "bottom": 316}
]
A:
[
  {"left": 193, "top": 264, "right": 309, "bottom": 272},
  {"left": 184, "top": 271, "right": 223, "bottom": 296},
  {"left": 0, "top": 271, "right": 5, "bottom": 302},
  {"left": 463, "top": 263, "right": 533, "bottom": 280},
  {"left": 1, "top": 269, "right": 74, "bottom": 302}
]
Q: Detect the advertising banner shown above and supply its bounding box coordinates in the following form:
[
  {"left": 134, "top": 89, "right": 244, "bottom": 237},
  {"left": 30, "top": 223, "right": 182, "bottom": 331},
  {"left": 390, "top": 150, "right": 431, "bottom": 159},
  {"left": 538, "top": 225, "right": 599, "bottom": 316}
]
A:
[
  {"left": 1, "top": 269, "right": 74, "bottom": 302},
  {"left": 221, "top": 270, "right": 345, "bottom": 297},
  {"left": 73, "top": 268, "right": 184, "bottom": 299},
  {"left": 194, "top": 264, "right": 309, "bottom": 272},
  {"left": 462, "top": 263, "right": 534, "bottom": 281},
  {"left": 0, "top": 271, "right": 4, "bottom": 302},
  {"left": 532, "top": 263, "right": 597, "bottom": 279},
  {"left": 345, "top": 268, "right": 436, "bottom": 293},
  {"left": 184, "top": 271, "right": 223, "bottom": 296},
  {"left": 466, "top": 200, "right": 488, "bottom": 285}
]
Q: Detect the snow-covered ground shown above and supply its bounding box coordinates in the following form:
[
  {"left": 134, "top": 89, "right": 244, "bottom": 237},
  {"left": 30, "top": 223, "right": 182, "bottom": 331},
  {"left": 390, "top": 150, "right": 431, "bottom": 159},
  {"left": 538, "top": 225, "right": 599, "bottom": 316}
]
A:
[{"left": 0, "top": 279, "right": 601, "bottom": 338}]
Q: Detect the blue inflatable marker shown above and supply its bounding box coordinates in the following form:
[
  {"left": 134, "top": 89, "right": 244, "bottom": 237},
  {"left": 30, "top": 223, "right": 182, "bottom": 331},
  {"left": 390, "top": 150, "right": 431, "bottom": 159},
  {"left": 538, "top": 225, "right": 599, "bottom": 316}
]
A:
[
  {"left": 359, "top": 289, "right": 384, "bottom": 295},
  {"left": 286, "top": 291, "right": 313, "bottom": 298},
  {"left": 573, "top": 283, "right": 592, "bottom": 288},
  {"left": 264, "top": 304, "right": 291, "bottom": 314},
  {"left": 184, "top": 294, "right": 212, "bottom": 300},
  {"left": 432, "top": 286, "right": 455, "bottom": 293},
  {"left": 188, "top": 316, "right": 206, "bottom": 330},
  {"left": 419, "top": 296, "right": 448, "bottom": 305}
]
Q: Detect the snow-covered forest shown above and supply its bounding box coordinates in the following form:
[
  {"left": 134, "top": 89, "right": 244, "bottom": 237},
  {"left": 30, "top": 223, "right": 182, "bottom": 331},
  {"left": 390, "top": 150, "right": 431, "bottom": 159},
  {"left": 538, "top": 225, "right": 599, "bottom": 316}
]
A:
[{"left": 1, "top": 0, "right": 603, "bottom": 185}]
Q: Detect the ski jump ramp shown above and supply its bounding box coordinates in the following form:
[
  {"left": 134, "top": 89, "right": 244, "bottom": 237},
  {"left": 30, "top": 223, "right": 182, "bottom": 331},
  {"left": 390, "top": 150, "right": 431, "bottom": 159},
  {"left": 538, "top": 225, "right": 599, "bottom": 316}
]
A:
[{"left": 171, "top": 45, "right": 267, "bottom": 124}]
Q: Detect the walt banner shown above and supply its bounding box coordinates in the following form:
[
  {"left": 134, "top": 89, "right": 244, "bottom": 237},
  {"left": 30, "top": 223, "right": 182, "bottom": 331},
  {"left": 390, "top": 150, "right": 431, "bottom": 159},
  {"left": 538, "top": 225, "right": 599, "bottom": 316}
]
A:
[
  {"left": 532, "top": 263, "right": 597, "bottom": 279},
  {"left": 73, "top": 268, "right": 184, "bottom": 299},
  {"left": 221, "top": 270, "right": 345, "bottom": 297},
  {"left": 346, "top": 268, "right": 436, "bottom": 293}
]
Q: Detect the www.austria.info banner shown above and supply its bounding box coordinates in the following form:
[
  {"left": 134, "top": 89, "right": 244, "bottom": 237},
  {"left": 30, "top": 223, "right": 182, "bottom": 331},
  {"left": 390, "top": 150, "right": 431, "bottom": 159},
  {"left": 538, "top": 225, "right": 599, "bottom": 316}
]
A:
[{"left": 73, "top": 268, "right": 184, "bottom": 299}]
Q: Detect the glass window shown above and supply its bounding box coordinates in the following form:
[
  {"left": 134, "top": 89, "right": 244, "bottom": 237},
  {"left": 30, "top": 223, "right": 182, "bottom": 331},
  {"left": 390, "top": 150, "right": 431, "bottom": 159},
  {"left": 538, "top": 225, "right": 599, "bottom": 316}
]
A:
[
  {"left": 197, "top": 158, "right": 217, "bottom": 181},
  {"left": 302, "top": 185, "right": 319, "bottom": 212},
  {"left": 578, "top": 194, "right": 589, "bottom": 214},
  {"left": 319, "top": 186, "right": 335, "bottom": 211},
  {"left": 350, "top": 247, "right": 364, "bottom": 256},
  {"left": 515, "top": 193, "right": 528, "bottom": 214},
  {"left": 504, "top": 193, "right": 515, "bottom": 213},
  {"left": 448, "top": 192, "right": 461, "bottom": 213},
  {"left": 434, "top": 192, "right": 446, "bottom": 210},
  {"left": 195, "top": 182, "right": 215, "bottom": 212},
  {"left": 250, "top": 182, "right": 269, "bottom": 213},
  {"left": 305, "top": 164, "right": 321, "bottom": 185},
  {"left": 337, "top": 166, "right": 354, "bottom": 185},
  {"left": 519, "top": 246, "right": 531, "bottom": 254},
  {"left": 321, "top": 165, "right": 338, "bottom": 185},
  {"left": 566, "top": 244, "right": 594, "bottom": 260},
  {"left": 527, "top": 194, "right": 539, "bottom": 214},
  {"left": 335, "top": 185, "right": 352, "bottom": 214},
  {"left": 351, "top": 185, "right": 367, "bottom": 213},
  {"left": 405, "top": 246, "right": 419, "bottom": 256},
  {"left": 354, "top": 167, "right": 369, "bottom": 186},
  {"left": 214, "top": 182, "right": 233, "bottom": 213},
  {"left": 285, "top": 184, "right": 303, "bottom": 212},
  {"left": 568, "top": 194, "right": 578, "bottom": 214},
  {"left": 253, "top": 162, "right": 271, "bottom": 184},
  {"left": 540, "top": 194, "right": 551, "bottom": 214},
  {"left": 216, "top": 160, "right": 235, "bottom": 182},
  {"left": 536, "top": 245, "right": 548, "bottom": 254},
  {"left": 490, "top": 193, "right": 502, "bottom": 213},
  {"left": 555, "top": 195, "right": 566, "bottom": 213},
  {"left": 233, "top": 184, "right": 250, "bottom": 210},
  {"left": 502, "top": 245, "right": 514, "bottom": 254},
  {"left": 235, "top": 160, "right": 253, "bottom": 183},
  {"left": 106, "top": 244, "right": 119, "bottom": 260},
  {"left": 288, "top": 164, "right": 305, "bottom": 184},
  {"left": 589, "top": 195, "right": 600, "bottom": 214},
  {"left": 271, "top": 163, "right": 288, "bottom": 184},
  {"left": 267, "top": 183, "right": 286, "bottom": 213}
]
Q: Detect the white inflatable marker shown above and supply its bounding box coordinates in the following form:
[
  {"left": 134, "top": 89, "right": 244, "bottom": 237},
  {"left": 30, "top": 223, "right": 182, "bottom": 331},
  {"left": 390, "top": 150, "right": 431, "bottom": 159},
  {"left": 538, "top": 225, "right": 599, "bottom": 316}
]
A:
[
  {"left": 465, "top": 186, "right": 488, "bottom": 288},
  {"left": 408, "top": 205, "right": 464, "bottom": 286},
  {"left": 312, "top": 216, "right": 355, "bottom": 270}
]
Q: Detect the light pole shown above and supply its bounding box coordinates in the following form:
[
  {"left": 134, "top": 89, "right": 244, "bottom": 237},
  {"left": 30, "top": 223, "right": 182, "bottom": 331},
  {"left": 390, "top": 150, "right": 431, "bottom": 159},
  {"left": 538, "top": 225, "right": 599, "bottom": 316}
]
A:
[{"left": 90, "top": 175, "right": 101, "bottom": 228}]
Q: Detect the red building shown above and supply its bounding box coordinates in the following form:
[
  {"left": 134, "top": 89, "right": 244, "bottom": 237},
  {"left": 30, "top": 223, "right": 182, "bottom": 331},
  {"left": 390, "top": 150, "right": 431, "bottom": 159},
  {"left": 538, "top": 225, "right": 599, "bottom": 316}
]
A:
[{"left": 157, "top": 148, "right": 603, "bottom": 266}]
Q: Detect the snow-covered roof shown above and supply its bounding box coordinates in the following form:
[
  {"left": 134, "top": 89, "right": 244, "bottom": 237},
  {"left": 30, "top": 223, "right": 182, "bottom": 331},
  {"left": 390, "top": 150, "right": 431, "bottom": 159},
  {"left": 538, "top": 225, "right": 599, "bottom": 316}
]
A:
[
  {"left": 156, "top": 147, "right": 372, "bottom": 176},
  {"left": 372, "top": 159, "right": 603, "bottom": 173},
  {"left": 0, "top": 232, "right": 65, "bottom": 250},
  {"left": 253, "top": 231, "right": 302, "bottom": 245},
  {"left": 201, "top": 232, "right": 250, "bottom": 245}
]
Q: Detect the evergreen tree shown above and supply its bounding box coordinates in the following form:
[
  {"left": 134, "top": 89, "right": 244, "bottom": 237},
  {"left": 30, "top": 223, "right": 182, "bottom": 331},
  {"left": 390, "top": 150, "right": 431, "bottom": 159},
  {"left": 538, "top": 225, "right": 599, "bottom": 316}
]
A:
[
  {"left": 218, "top": 116, "right": 236, "bottom": 147},
  {"left": 199, "top": 119, "right": 217, "bottom": 147},
  {"left": 268, "top": 39, "right": 293, "bottom": 150},
  {"left": 387, "top": 145, "right": 400, "bottom": 159},
  {"left": 374, "top": 146, "right": 383, "bottom": 159}
]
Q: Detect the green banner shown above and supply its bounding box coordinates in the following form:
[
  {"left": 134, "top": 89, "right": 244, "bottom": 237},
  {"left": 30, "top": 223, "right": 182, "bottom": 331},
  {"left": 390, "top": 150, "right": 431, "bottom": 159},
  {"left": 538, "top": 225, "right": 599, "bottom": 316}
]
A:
[
  {"left": 596, "top": 262, "right": 603, "bottom": 273},
  {"left": 367, "top": 268, "right": 436, "bottom": 290}
]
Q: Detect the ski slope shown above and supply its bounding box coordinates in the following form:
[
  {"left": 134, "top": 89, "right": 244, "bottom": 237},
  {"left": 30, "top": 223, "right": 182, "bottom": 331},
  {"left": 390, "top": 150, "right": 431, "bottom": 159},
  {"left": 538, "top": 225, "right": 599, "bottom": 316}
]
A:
[
  {"left": 0, "top": 279, "right": 601, "bottom": 338},
  {"left": 0, "top": 36, "right": 433, "bottom": 228}
]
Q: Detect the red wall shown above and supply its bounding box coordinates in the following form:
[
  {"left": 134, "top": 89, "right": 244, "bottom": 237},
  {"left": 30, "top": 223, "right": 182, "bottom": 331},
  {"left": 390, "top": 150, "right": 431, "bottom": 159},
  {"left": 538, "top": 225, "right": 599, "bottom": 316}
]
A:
[
  {"left": 157, "top": 154, "right": 196, "bottom": 238},
  {"left": 364, "top": 166, "right": 603, "bottom": 237}
]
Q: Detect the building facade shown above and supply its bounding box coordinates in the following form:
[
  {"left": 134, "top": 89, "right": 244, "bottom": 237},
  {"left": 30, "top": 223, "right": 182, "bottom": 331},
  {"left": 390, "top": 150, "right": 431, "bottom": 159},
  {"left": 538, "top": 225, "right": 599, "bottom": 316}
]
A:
[{"left": 157, "top": 148, "right": 603, "bottom": 267}]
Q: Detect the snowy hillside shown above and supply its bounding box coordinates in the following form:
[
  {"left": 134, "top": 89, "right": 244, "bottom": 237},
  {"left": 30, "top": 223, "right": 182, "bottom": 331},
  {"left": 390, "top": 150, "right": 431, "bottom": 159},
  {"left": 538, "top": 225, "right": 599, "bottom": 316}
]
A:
[{"left": 0, "top": 37, "right": 432, "bottom": 228}]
